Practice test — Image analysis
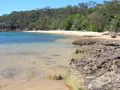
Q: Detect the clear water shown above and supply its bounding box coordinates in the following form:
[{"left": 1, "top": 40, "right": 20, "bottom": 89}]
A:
[
  {"left": 0, "top": 32, "right": 63, "bottom": 44},
  {"left": 0, "top": 32, "right": 74, "bottom": 90}
]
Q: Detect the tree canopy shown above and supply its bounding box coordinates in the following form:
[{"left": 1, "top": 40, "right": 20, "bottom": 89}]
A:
[{"left": 0, "top": 0, "right": 120, "bottom": 32}]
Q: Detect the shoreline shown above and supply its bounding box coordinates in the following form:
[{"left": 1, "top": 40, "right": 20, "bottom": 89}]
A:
[
  {"left": 0, "top": 31, "right": 120, "bottom": 90},
  {"left": 25, "top": 30, "right": 104, "bottom": 37},
  {"left": 25, "top": 30, "right": 120, "bottom": 40}
]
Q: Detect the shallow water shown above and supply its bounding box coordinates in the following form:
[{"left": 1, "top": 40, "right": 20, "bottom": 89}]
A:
[
  {"left": 0, "top": 32, "right": 63, "bottom": 44},
  {"left": 0, "top": 32, "right": 75, "bottom": 90}
]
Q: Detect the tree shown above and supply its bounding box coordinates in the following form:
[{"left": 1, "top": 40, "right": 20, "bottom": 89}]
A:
[
  {"left": 0, "top": 0, "right": 119, "bottom": 32},
  {"left": 90, "top": 12, "right": 106, "bottom": 32},
  {"left": 61, "top": 17, "right": 73, "bottom": 30},
  {"left": 110, "top": 18, "right": 118, "bottom": 38}
]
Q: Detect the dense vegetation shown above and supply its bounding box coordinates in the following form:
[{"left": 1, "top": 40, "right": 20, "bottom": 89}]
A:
[{"left": 0, "top": 0, "right": 120, "bottom": 32}]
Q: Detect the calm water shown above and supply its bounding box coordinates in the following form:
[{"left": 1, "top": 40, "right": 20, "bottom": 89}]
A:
[
  {"left": 0, "top": 32, "right": 63, "bottom": 44},
  {"left": 0, "top": 32, "right": 74, "bottom": 90}
]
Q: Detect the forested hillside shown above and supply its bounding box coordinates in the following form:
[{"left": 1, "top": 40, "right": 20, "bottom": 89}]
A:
[{"left": 0, "top": 0, "right": 120, "bottom": 32}]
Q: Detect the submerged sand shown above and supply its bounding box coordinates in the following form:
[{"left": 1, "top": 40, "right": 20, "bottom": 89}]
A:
[{"left": 0, "top": 36, "right": 76, "bottom": 90}]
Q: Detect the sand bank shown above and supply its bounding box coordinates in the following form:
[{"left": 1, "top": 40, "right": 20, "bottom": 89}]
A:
[
  {"left": 25, "top": 30, "right": 120, "bottom": 40},
  {"left": 25, "top": 30, "right": 105, "bottom": 36}
]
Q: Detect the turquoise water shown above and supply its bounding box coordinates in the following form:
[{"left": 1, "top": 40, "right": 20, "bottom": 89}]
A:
[{"left": 0, "top": 32, "right": 63, "bottom": 44}]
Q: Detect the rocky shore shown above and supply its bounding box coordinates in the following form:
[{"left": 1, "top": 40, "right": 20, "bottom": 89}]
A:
[{"left": 69, "top": 37, "right": 120, "bottom": 90}]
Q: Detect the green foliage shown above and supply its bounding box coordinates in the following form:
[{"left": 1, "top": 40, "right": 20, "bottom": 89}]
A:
[
  {"left": 73, "top": 14, "right": 82, "bottom": 30},
  {"left": 49, "top": 19, "right": 60, "bottom": 30},
  {"left": 116, "top": 15, "right": 120, "bottom": 32},
  {"left": 71, "top": 25, "right": 76, "bottom": 30},
  {"left": 87, "top": 23, "right": 98, "bottom": 32},
  {"left": 89, "top": 12, "right": 106, "bottom": 32},
  {"left": 61, "top": 17, "right": 73, "bottom": 30},
  {"left": 0, "top": 0, "right": 120, "bottom": 32},
  {"left": 110, "top": 18, "right": 119, "bottom": 32}
]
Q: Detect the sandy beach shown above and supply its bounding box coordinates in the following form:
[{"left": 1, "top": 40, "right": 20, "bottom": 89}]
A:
[
  {"left": 26, "top": 30, "right": 120, "bottom": 40},
  {"left": 26, "top": 30, "right": 104, "bottom": 37}
]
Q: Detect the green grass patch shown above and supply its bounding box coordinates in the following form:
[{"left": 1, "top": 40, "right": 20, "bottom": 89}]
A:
[{"left": 64, "top": 72, "right": 87, "bottom": 90}]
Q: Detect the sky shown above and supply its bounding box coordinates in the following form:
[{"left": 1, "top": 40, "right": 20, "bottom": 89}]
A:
[{"left": 0, "top": 0, "right": 105, "bottom": 16}]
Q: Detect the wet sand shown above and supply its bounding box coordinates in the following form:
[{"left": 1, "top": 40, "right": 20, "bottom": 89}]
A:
[{"left": 0, "top": 37, "right": 76, "bottom": 90}]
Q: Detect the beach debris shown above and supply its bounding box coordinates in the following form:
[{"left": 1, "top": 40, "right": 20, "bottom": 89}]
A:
[{"left": 48, "top": 73, "right": 63, "bottom": 80}]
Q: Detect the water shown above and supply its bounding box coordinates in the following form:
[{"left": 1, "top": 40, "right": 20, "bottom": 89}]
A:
[
  {"left": 0, "top": 32, "right": 63, "bottom": 44},
  {"left": 0, "top": 32, "right": 75, "bottom": 90}
]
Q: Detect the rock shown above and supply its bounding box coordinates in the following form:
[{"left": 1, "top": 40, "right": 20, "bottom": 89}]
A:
[
  {"left": 111, "top": 32, "right": 117, "bottom": 38},
  {"left": 48, "top": 73, "right": 63, "bottom": 80},
  {"left": 70, "top": 38, "right": 120, "bottom": 90},
  {"left": 75, "top": 49, "right": 80, "bottom": 54}
]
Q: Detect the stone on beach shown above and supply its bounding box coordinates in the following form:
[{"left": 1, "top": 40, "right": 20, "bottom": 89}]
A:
[{"left": 70, "top": 38, "right": 120, "bottom": 90}]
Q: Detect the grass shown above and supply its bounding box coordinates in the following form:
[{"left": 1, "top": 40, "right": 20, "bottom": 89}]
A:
[
  {"left": 64, "top": 49, "right": 87, "bottom": 90},
  {"left": 64, "top": 71, "right": 87, "bottom": 90}
]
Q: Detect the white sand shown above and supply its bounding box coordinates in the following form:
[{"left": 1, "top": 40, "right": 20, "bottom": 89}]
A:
[
  {"left": 25, "top": 30, "right": 120, "bottom": 40},
  {"left": 25, "top": 30, "right": 105, "bottom": 36}
]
